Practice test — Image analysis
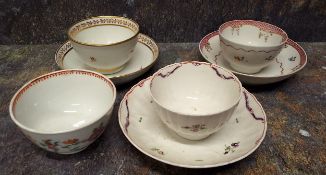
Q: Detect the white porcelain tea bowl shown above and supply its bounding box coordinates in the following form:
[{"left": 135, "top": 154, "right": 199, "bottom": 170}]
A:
[
  {"left": 9, "top": 69, "right": 116, "bottom": 154},
  {"left": 119, "top": 77, "right": 267, "bottom": 168},
  {"left": 199, "top": 31, "right": 307, "bottom": 85},
  {"left": 56, "top": 34, "right": 159, "bottom": 85},
  {"left": 68, "top": 16, "right": 139, "bottom": 74},
  {"left": 219, "top": 20, "right": 288, "bottom": 74},
  {"left": 150, "top": 61, "right": 242, "bottom": 140}
]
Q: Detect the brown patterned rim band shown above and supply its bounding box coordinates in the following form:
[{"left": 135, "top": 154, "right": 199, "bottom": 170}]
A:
[
  {"left": 219, "top": 20, "right": 288, "bottom": 42},
  {"left": 199, "top": 31, "right": 307, "bottom": 77},
  {"left": 68, "top": 16, "right": 140, "bottom": 47},
  {"left": 12, "top": 70, "right": 115, "bottom": 115},
  {"left": 137, "top": 34, "right": 159, "bottom": 59}
]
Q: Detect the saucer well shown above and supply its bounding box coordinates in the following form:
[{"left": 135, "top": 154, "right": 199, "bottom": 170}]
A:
[
  {"left": 118, "top": 77, "right": 267, "bottom": 168},
  {"left": 55, "top": 34, "right": 159, "bottom": 85},
  {"left": 199, "top": 31, "right": 307, "bottom": 85}
]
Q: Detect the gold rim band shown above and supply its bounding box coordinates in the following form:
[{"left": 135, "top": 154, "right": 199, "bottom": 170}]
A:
[
  {"left": 55, "top": 33, "right": 159, "bottom": 79},
  {"left": 94, "top": 62, "right": 126, "bottom": 74},
  {"left": 68, "top": 16, "right": 140, "bottom": 47}
]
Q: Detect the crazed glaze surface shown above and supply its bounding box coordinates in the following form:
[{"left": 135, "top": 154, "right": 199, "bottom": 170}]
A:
[{"left": 119, "top": 77, "right": 266, "bottom": 168}]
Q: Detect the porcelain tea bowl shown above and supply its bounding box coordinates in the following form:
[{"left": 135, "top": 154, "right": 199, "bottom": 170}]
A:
[
  {"left": 9, "top": 69, "right": 116, "bottom": 154},
  {"left": 219, "top": 20, "right": 288, "bottom": 74},
  {"left": 68, "top": 16, "right": 139, "bottom": 74},
  {"left": 150, "top": 61, "right": 242, "bottom": 140}
]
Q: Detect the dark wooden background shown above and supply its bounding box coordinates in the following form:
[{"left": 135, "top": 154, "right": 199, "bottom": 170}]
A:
[{"left": 0, "top": 0, "right": 325, "bottom": 44}]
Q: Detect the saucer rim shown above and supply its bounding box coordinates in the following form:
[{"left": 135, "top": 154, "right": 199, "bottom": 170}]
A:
[
  {"left": 118, "top": 76, "right": 267, "bottom": 168},
  {"left": 199, "top": 31, "right": 307, "bottom": 79},
  {"left": 55, "top": 33, "right": 159, "bottom": 81}
]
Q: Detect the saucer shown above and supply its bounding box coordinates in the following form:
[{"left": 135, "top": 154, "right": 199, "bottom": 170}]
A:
[
  {"left": 118, "top": 77, "right": 267, "bottom": 168},
  {"left": 55, "top": 34, "right": 159, "bottom": 85},
  {"left": 199, "top": 31, "right": 307, "bottom": 85}
]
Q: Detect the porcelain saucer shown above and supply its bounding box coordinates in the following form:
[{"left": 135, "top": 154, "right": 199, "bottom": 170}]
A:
[
  {"left": 55, "top": 34, "right": 159, "bottom": 85},
  {"left": 118, "top": 76, "right": 267, "bottom": 168},
  {"left": 199, "top": 31, "right": 307, "bottom": 85}
]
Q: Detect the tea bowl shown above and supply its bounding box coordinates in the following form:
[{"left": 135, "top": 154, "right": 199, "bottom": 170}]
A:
[
  {"left": 150, "top": 61, "right": 242, "bottom": 140},
  {"left": 219, "top": 20, "right": 288, "bottom": 74},
  {"left": 68, "top": 16, "right": 139, "bottom": 74},
  {"left": 9, "top": 69, "right": 116, "bottom": 154}
]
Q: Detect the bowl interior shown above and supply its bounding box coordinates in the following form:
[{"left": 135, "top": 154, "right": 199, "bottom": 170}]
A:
[
  {"left": 151, "top": 63, "right": 241, "bottom": 115},
  {"left": 13, "top": 71, "right": 115, "bottom": 133},
  {"left": 220, "top": 21, "right": 285, "bottom": 47},
  {"left": 68, "top": 16, "right": 139, "bottom": 46},
  {"left": 74, "top": 25, "right": 135, "bottom": 45}
]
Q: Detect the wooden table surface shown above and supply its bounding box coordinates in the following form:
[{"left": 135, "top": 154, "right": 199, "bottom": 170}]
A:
[{"left": 0, "top": 43, "right": 325, "bottom": 174}]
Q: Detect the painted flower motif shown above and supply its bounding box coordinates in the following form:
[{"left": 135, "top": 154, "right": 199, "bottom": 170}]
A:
[
  {"left": 40, "top": 139, "right": 59, "bottom": 152},
  {"left": 234, "top": 56, "right": 244, "bottom": 62},
  {"left": 288, "top": 56, "right": 296, "bottom": 61},
  {"left": 87, "top": 123, "right": 105, "bottom": 142},
  {"left": 90, "top": 57, "right": 96, "bottom": 62},
  {"left": 151, "top": 148, "right": 164, "bottom": 155},
  {"left": 258, "top": 31, "right": 270, "bottom": 42},
  {"left": 224, "top": 142, "right": 240, "bottom": 155},
  {"left": 205, "top": 43, "right": 212, "bottom": 52},
  {"left": 63, "top": 138, "right": 79, "bottom": 145},
  {"left": 231, "top": 142, "right": 239, "bottom": 147},
  {"left": 192, "top": 62, "right": 201, "bottom": 66},
  {"left": 37, "top": 122, "right": 105, "bottom": 153},
  {"left": 182, "top": 124, "right": 206, "bottom": 132},
  {"left": 231, "top": 26, "right": 241, "bottom": 35},
  {"left": 258, "top": 32, "right": 263, "bottom": 38}
]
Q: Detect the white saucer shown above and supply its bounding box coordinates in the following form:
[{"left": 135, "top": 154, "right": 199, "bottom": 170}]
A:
[
  {"left": 55, "top": 34, "right": 159, "bottom": 85},
  {"left": 118, "top": 77, "right": 267, "bottom": 168},
  {"left": 199, "top": 31, "right": 307, "bottom": 85}
]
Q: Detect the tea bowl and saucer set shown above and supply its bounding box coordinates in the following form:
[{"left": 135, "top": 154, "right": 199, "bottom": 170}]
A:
[
  {"left": 9, "top": 18, "right": 306, "bottom": 168},
  {"left": 10, "top": 16, "right": 159, "bottom": 154},
  {"left": 119, "top": 61, "right": 267, "bottom": 168},
  {"left": 55, "top": 16, "right": 159, "bottom": 85},
  {"left": 199, "top": 20, "right": 307, "bottom": 85}
]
